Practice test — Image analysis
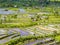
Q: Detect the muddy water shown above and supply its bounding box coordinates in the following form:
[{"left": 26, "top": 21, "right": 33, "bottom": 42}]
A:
[
  {"left": 0, "top": 8, "right": 26, "bottom": 14},
  {"left": 10, "top": 28, "right": 30, "bottom": 36},
  {"left": 0, "top": 9, "right": 15, "bottom": 14}
]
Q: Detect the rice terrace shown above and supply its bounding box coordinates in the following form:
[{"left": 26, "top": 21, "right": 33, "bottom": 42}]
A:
[{"left": 0, "top": 0, "right": 60, "bottom": 45}]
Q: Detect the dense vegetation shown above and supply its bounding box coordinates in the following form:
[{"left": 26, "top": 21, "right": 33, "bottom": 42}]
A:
[{"left": 0, "top": 0, "right": 60, "bottom": 7}]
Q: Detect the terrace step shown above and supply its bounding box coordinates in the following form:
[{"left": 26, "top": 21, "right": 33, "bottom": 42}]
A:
[
  {"left": 0, "top": 33, "right": 20, "bottom": 44},
  {"left": 36, "top": 38, "right": 59, "bottom": 45},
  {"left": 0, "top": 33, "right": 15, "bottom": 40},
  {"left": 11, "top": 34, "right": 20, "bottom": 38}
]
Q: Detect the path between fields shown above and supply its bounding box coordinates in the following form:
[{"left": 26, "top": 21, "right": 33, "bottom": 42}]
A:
[{"left": 35, "top": 25, "right": 56, "bottom": 31}]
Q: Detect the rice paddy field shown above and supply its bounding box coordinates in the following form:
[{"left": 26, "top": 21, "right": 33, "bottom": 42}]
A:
[{"left": 0, "top": 0, "right": 60, "bottom": 45}]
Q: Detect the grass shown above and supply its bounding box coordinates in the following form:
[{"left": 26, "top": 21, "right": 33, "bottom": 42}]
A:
[
  {"left": 7, "top": 7, "right": 19, "bottom": 11},
  {"left": 55, "top": 35, "right": 60, "bottom": 42}
]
